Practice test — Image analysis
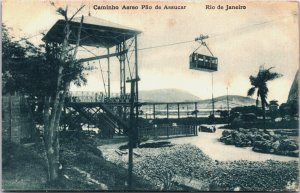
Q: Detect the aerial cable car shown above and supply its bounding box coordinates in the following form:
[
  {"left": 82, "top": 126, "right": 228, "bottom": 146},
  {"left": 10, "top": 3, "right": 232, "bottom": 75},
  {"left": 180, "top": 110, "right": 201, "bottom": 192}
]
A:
[{"left": 189, "top": 35, "right": 218, "bottom": 72}]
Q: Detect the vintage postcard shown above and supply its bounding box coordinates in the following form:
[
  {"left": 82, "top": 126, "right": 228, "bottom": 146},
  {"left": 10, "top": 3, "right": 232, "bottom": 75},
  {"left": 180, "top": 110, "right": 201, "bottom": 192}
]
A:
[{"left": 2, "top": 0, "right": 299, "bottom": 191}]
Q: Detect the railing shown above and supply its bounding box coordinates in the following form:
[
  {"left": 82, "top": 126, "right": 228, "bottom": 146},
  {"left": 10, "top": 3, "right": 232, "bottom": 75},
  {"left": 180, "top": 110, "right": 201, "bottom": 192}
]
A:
[
  {"left": 67, "top": 91, "right": 132, "bottom": 103},
  {"left": 139, "top": 124, "right": 197, "bottom": 138}
]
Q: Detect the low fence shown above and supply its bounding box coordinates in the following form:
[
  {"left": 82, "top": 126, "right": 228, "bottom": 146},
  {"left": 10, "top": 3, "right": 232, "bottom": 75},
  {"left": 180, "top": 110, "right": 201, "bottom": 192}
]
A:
[{"left": 139, "top": 124, "right": 198, "bottom": 139}]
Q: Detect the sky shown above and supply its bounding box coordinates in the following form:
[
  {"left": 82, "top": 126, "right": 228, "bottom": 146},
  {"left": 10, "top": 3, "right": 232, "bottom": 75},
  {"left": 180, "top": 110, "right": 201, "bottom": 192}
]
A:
[{"left": 3, "top": 0, "right": 299, "bottom": 104}]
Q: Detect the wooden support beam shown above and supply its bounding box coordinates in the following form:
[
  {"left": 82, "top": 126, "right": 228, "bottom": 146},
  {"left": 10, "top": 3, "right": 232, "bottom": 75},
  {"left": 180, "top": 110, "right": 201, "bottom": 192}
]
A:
[{"left": 77, "top": 49, "right": 128, "bottom": 63}]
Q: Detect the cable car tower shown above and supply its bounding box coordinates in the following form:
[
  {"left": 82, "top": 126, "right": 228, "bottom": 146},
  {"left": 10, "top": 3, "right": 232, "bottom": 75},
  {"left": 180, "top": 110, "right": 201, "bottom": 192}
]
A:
[{"left": 189, "top": 35, "right": 218, "bottom": 119}]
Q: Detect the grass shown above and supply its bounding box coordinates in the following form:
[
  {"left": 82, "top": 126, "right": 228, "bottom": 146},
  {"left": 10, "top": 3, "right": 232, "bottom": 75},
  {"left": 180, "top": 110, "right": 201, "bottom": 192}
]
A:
[
  {"left": 2, "top": 134, "right": 156, "bottom": 191},
  {"left": 2, "top": 140, "right": 48, "bottom": 191},
  {"left": 60, "top": 134, "right": 156, "bottom": 191}
]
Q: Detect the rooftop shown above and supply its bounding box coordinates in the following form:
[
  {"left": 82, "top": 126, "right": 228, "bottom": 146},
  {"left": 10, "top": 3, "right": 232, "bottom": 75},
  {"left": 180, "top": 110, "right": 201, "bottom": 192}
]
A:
[{"left": 42, "top": 16, "right": 141, "bottom": 48}]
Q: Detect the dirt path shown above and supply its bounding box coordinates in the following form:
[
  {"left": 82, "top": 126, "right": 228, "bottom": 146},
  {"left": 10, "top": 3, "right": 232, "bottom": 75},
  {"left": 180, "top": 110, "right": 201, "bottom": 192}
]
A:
[{"left": 166, "top": 128, "right": 298, "bottom": 162}]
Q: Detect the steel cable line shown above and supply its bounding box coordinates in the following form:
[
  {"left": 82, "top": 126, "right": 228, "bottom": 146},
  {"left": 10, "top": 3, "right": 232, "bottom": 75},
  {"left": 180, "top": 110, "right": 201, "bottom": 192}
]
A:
[
  {"left": 16, "top": 13, "right": 294, "bottom": 46},
  {"left": 131, "top": 13, "right": 296, "bottom": 52},
  {"left": 15, "top": 13, "right": 295, "bottom": 53}
]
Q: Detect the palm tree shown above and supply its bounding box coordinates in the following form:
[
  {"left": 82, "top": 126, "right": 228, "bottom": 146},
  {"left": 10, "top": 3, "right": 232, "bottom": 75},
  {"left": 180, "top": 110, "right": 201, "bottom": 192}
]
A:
[{"left": 247, "top": 66, "right": 282, "bottom": 122}]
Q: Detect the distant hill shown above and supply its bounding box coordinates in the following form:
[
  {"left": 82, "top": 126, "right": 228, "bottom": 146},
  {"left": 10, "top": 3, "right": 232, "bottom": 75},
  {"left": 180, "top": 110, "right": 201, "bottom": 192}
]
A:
[
  {"left": 139, "top": 89, "right": 258, "bottom": 108},
  {"left": 139, "top": 89, "right": 200, "bottom": 102},
  {"left": 199, "top": 95, "right": 258, "bottom": 109}
]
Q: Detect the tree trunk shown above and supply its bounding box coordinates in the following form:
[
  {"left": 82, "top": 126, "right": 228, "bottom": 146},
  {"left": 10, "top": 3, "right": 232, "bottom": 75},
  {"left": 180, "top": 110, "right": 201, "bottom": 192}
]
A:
[
  {"left": 261, "top": 96, "right": 266, "bottom": 130},
  {"left": 43, "top": 97, "right": 59, "bottom": 183},
  {"left": 43, "top": 90, "right": 68, "bottom": 184},
  {"left": 45, "top": 129, "right": 60, "bottom": 183},
  {"left": 41, "top": 12, "right": 83, "bottom": 185}
]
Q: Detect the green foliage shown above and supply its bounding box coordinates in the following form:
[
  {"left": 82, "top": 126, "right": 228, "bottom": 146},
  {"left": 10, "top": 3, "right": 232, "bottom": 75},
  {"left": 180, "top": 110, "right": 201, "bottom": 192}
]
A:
[
  {"left": 217, "top": 110, "right": 229, "bottom": 118},
  {"left": 2, "top": 23, "right": 94, "bottom": 123},
  {"left": 59, "top": 134, "right": 155, "bottom": 191},
  {"left": 279, "top": 100, "right": 299, "bottom": 117},
  {"left": 247, "top": 66, "right": 282, "bottom": 120},
  {"left": 247, "top": 67, "right": 282, "bottom": 102},
  {"left": 220, "top": 129, "right": 299, "bottom": 157},
  {"left": 230, "top": 105, "right": 262, "bottom": 117},
  {"left": 2, "top": 26, "right": 90, "bottom": 97}
]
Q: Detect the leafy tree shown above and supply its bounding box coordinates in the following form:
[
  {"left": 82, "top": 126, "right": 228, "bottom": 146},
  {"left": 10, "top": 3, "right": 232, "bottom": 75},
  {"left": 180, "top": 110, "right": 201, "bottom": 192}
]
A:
[
  {"left": 247, "top": 66, "right": 282, "bottom": 122},
  {"left": 230, "top": 105, "right": 262, "bottom": 116},
  {"left": 279, "top": 100, "right": 298, "bottom": 117},
  {"left": 2, "top": 5, "right": 89, "bottom": 184},
  {"left": 216, "top": 110, "right": 229, "bottom": 118},
  {"left": 2, "top": 23, "right": 38, "bottom": 94}
]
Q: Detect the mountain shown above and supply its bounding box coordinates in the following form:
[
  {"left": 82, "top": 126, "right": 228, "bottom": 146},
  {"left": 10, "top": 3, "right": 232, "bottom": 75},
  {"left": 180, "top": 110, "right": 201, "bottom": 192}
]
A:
[
  {"left": 139, "top": 89, "right": 257, "bottom": 108},
  {"left": 139, "top": 89, "right": 200, "bottom": 102},
  {"left": 199, "top": 95, "right": 258, "bottom": 109},
  {"left": 287, "top": 70, "right": 298, "bottom": 102}
]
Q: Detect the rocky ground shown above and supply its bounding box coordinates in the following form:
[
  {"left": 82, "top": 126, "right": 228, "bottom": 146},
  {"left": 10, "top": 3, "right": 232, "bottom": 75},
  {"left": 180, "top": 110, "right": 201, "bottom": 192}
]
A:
[
  {"left": 99, "top": 142, "right": 299, "bottom": 191},
  {"left": 3, "top": 130, "right": 299, "bottom": 191},
  {"left": 220, "top": 128, "right": 299, "bottom": 157}
]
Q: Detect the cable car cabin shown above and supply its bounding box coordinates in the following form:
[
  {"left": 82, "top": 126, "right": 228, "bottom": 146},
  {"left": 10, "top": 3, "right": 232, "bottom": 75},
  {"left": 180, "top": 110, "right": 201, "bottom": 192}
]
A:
[{"left": 189, "top": 53, "right": 218, "bottom": 72}]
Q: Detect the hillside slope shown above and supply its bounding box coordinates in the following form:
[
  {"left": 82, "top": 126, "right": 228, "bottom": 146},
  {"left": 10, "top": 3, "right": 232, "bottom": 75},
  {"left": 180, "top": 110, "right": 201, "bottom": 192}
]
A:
[
  {"left": 139, "top": 89, "right": 258, "bottom": 108},
  {"left": 139, "top": 89, "right": 200, "bottom": 102}
]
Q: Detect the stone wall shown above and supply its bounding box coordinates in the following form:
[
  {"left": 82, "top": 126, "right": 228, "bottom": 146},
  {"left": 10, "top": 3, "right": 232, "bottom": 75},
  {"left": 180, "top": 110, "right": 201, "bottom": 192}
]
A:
[{"left": 2, "top": 95, "right": 36, "bottom": 143}]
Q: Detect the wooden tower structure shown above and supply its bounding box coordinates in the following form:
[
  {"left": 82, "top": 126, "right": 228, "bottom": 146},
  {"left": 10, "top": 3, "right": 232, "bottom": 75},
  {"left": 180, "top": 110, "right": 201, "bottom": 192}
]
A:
[{"left": 43, "top": 16, "right": 141, "bottom": 137}]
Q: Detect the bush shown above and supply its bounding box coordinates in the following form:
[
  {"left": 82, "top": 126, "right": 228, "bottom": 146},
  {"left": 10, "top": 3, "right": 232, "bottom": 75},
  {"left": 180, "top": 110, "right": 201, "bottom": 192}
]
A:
[{"left": 220, "top": 129, "right": 299, "bottom": 157}]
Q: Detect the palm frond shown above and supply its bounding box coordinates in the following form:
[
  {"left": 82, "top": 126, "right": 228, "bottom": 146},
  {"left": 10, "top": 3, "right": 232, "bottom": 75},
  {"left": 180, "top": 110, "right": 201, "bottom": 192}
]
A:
[
  {"left": 247, "top": 87, "right": 256, "bottom": 96},
  {"left": 266, "top": 72, "right": 282, "bottom": 81},
  {"left": 248, "top": 66, "right": 282, "bottom": 108},
  {"left": 249, "top": 75, "right": 258, "bottom": 86},
  {"left": 261, "top": 67, "right": 283, "bottom": 82}
]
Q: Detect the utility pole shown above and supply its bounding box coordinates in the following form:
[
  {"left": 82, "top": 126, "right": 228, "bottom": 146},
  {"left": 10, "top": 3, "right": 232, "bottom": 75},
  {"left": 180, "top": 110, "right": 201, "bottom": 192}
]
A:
[
  {"left": 211, "top": 73, "right": 215, "bottom": 118},
  {"left": 126, "top": 77, "right": 140, "bottom": 190},
  {"left": 226, "top": 86, "right": 230, "bottom": 124},
  {"left": 107, "top": 47, "right": 110, "bottom": 98},
  {"left": 226, "top": 86, "right": 229, "bottom": 113},
  {"left": 134, "top": 35, "right": 139, "bottom": 143}
]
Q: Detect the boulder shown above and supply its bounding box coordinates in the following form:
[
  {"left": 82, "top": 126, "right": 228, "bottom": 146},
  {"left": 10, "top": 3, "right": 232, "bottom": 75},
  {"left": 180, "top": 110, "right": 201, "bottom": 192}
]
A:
[
  {"left": 223, "top": 136, "right": 234, "bottom": 145},
  {"left": 238, "top": 128, "right": 247, "bottom": 133},
  {"left": 278, "top": 139, "right": 298, "bottom": 151},
  {"left": 262, "top": 134, "right": 271, "bottom": 140},
  {"left": 268, "top": 131, "right": 275, "bottom": 136},
  {"left": 222, "top": 130, "right": 232, "bottom": 137},
  {"left": 253, "top": 140, "right": 273, "bottom": 153},
  {"left": 255, "top": 135, "right": 264, "bottom": 141},
  {"left": 271, "top": 141, "right": 280, "bottom": 151}
]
